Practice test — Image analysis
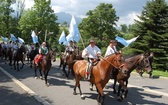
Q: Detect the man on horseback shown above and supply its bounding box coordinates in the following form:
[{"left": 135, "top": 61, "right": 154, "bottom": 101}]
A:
[
  {"left": 104, "top": 40, "right": 119, "bottom": 79},
  {"left": 35, "top": 42, "right": 48, "bottom": 66},
  {"left": 104, "top": 40, "right": 118, "bottom": 57},
  {"left": 82, "top": 39, "right": 101, "bottom": 80},
  {"left": 64, "top": 40, "right": 75, "bottom": 63},
  {"left": 13, "top": 40, "right": 19, "bottom": 59}
]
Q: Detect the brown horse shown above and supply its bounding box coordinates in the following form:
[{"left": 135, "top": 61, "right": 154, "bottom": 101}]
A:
[
  {"left": 111, "top": 53, "right": 152, "bottom": 101},
  {"left": 7, "top": 48, "right": 13, "bottom": 66},
  {"left": 34, "top": 49, "right": 56, "bottom": 86},
  {"left": 13, "top": 45, "right": 26, "bottom": 71},
  {"left": 59, "top": 49, "right": 83, "bottom": 79},
  {"left": 71, "top": 53, "right": 125, "bottom": 105}
]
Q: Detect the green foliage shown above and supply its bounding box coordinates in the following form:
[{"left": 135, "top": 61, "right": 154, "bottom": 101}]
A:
[
  {"left": 18, "top": 0, "right": 59, "bottom": 50},
  {"left": 0, "top": 0, "right": 15, "bottom": 36},
  {"left": 131, "top": 0, "right": 168, "bottom": 70},
  {"left": 78, "top": 3, "right": 119, "bottom": 51}
]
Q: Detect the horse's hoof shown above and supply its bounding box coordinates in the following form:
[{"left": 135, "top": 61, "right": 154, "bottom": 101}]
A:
[
  {"left": 117, "top": 98, "right": 122, "bottom": 102},
  {"left": 89, "top": 87, "right": 93, "bottom": 91},
  {"left": 40, "top": 76, "right": 43, "bottom": 80},
  {"left": 35, "top": 77, "right": 38, "bottom": 79},
  {"left": 73, "top": 91, "right": 77, "bottom": 95},
  {"left": 80, "top": 95, "right": 85, "bottom": 100},
  {"left": 46, "top": 83, "right": 49, "bottom": 87}
]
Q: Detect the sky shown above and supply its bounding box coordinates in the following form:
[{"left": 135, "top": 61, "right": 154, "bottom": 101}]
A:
[{"left": 23, "top": 0, "right": 149, "bottom": 26}]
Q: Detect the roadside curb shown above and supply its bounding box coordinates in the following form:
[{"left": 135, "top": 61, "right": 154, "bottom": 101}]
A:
[{"left": 0, "top": 66, "right": 51, "bottom": 105}]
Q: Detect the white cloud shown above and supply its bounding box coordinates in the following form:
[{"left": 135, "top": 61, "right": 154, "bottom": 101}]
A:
[
  {"left": 23, "top": 0, "right": 147, "bottom": 26},
  {"left": 116, "top": 12, "right": 141, "bottom": 26}
]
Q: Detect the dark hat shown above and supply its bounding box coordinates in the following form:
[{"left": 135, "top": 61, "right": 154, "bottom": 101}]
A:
[{"left": 69, "top": 40, "right": 73, "bottom": 42}]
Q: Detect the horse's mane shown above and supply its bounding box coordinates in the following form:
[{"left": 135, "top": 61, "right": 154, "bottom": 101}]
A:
[
  {"left": 125, "top": 54, "right": 143, "bottom": 61},
  {"left": 104, "top": 53, "right": 116, "bottom": 58}
]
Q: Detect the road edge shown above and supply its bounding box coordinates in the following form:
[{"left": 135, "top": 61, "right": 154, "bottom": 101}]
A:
[{"left": 0, "top": 66, "right": 51, "bottom": 105}]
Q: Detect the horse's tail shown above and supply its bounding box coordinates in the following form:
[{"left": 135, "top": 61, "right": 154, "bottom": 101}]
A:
[{"left": 70, "top": 60, "right": 77, "bottom": 78}]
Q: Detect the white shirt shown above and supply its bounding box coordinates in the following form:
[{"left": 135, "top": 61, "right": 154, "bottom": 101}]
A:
[
  {"left": 82, "top": 45, "right": 101, "bottom": 59},
  {"left": 7, "top": 43, "right": 13, "bottom": 48},
  {"left": 13, "top": 44, "right": 19, "bottom": 50},
  {"left": 104, "top": 46, "right": 117, "bottom": 57},
  {"left": 65, "top": 45, "right": 74, "bottom": 52}
]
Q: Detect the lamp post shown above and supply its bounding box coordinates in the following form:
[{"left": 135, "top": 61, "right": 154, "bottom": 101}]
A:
[{"left": 44, "top": 29, "right": 54, "bottom": 42}]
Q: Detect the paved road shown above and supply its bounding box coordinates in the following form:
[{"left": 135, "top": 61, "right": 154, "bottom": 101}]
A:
[{"left": 0, "top": 60, "right": 168, "bottom": 105}]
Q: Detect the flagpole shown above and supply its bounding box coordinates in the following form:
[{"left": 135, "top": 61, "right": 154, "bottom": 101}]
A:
[{"left": 79, "top": 34, "right": 85, "bottom": 49}]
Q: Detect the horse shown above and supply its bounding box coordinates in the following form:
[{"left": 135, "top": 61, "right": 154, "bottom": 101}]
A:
[
  {"left": 33, "top": 49, "right": 56, "bottom": 86},
  {"left": 29, "top": 48, "right": 39, "bottom": 68},
  {"left": 110, "top": 53, "right": 152, "bottom": 101},
  {"left": 7, "top": 48, "right": 13, "bottom": 66},
  {"left": 59, "top": 49, "right": 83, "bottom": 79},
  {"left": 13, "top": 45, "right": 26, "bottom": 71},
  {"left": 71, "top": 53, "right": 125, "bottom": 105}
]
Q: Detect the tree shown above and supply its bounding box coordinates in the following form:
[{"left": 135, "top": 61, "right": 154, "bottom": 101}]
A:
[
  {"left": 79, "top": 3, "right": 119, "bottom": 50},
  {"left": 120, "top": 24, "right": 128, "bottom": 33},
  {"left": 0, "top": 0, "right": 15, "bottom": 36},
  {"left": 132, "top": 0, "right": 168, "bottom": 70},
  {"left": 19, "top": 0, "right": 59, "bottom": 49}
]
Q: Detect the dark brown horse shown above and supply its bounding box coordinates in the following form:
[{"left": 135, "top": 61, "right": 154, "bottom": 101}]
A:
[
  {"left": 111, "top": 53, "right": 151, "bottom": 101},
  {"left": 29, "top": 48, "right": 39, "bottom": 68},
  {"left": 34, "top": 49, "right": 56, "bottom": 86},
  {"left": 7, "top": 48, "right": 13, "bottom": 66},
  {"left": 71, "top": 53, "right": 125, "bottom": 105},
  {"left": 13, "top": 45, "right": 26, "bottom": 71},
  {"left": 59, "top": 49, "right": 83, "bottom": 79}
]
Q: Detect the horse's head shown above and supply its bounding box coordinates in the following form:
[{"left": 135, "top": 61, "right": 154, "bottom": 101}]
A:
[
  {"left": 136, "top": 54, "right": 152, "bottom": 74},
  {"left": 107, "top": 53, "right": 125, "bottom": 69},
  {"left": 48, "top": 49, "right": 56, "bottom": 62}
]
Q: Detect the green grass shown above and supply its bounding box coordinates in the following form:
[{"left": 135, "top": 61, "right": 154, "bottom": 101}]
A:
[{"left": 152, "top": 70, "right": 168, "bottom": 77}]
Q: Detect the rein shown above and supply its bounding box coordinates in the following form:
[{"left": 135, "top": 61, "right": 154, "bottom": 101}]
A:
[{"left": 100, "top": 55, "right": 123, "bottom": 69}]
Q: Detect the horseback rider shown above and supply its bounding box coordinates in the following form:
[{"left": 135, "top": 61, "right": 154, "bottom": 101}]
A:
[
  {"left": 105, "top": 40, "right": 119, "bottom": 79},
  {"left": 64, "top": 40, "right": 75, "bottom": 63},
  {"left": 30, "top": 43, "right": 36, "bottom": 51},
  {"left": 35, "top": 42, "right": 48, "bottom": 66},
  {"left": 7, "top": 41, "right": 13, "bottom": 51},
  {"left": 82, "top": 39, "right": 101, "bottom": 80},
  {"left": 104, "top": 40, "right": 118, "bottom": 57},
  {"left": 13, "top": 40, "right": 19, "bottom": 58},
  {"left": 1, "top": 41, "right": 7, "bottom": 51}
]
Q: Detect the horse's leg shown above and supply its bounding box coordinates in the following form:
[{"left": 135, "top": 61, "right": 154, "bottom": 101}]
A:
[
  {"left": 34, "top": 64, "right": 38, "bottom": 79},
  {"left": 44, "top": 70, "right": 49, "bottom": 86},
  {"left": 89, "top": 82, "right": 94, "bottom": 91},
  {"left": 62, "top": 63, "right": 68, "bottom": 78},
  {"left": 113, "top": 78, "right": 117, "bottom": 94},
  {"left": 95, "top": 83, "right": 105, "bottom": 105},
  {"left": 39, "top": 68, "right": 43, "bottom": 79},
  {"left": 13, "top": 60, "right": 16, "bottom": 70},
  {"left": 123, "top": 80, "right": 128, "bottom": 98},
  {"left": 17, "top": 60, "right": 20, "bottom": 71},
  {"left": 117, "top": 80, "right": 127, "bottom": 101},
  {"left": 67, "top": 65, "right": 71, "bottom": 78},
  {"left": 20, "top": 60, "right": 24, "bottom": 69}
]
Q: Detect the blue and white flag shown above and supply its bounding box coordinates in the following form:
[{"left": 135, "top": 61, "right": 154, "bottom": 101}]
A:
[
  {"left": 1, "top": 36, "right": 8, "bottom": 42},
  {"left": 18, "top": 37, "right": 24, "bottom": 44},
  {"left": 59, "top": 30, "right": 68, "bottom": 45},
  {"left": 115, "top": 36, "right": 139, "bottom": 47},
  {"left": 10, "top": 34, "right": 17, "bottom": 42},
  {"left": 31, "top": 31, "right": 38, "bottom": 44},
  {"left": 66, "top": 15, "right": 81, "bottom": 42}
]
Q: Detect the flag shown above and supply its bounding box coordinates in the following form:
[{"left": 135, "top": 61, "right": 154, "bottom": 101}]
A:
[
  {"left": 18, "top": 37, "right": 24, "bottom": 44},
  {"left": 66, "top": 15, "right": 81, "bottom": 42},
  {"left": 126, "top": 36, "right": 139, "bottom": 46},
  {"left": 31, "top": 31, "right": 38, "bottom": 44},
  {"left": 59, "top": 30, "right": 68, "bottom": 45},
  {"left": 115, "top": 36, "right": 139, "bottom": 47},
  {"left": 1, "top": 36, "right": 8, "bottom": 42},
  {"left": 10, "top": 34, "right": 17, "bottom": 42}
]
